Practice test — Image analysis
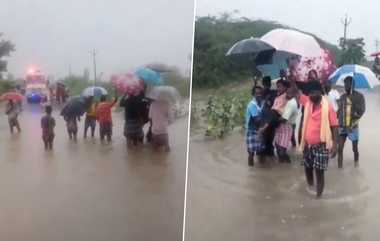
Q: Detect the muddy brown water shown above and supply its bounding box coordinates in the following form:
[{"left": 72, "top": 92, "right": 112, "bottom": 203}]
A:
[
  {"left": 0, "top": 103, "right": 188, "bottom": 241},
  {"left": 186, "top": 90, "right": 380, "bottom": 241}
]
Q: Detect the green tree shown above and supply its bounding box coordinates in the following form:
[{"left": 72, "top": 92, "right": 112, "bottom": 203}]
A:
[
  {"left": 338, "top": 37, "right": 366, "bottom": 65},
  {"left": 193, "top": 13, "right": 342, "bottom": 89},
  {"left": 0, "top": 33, "right": 15, "bottom": 78}
]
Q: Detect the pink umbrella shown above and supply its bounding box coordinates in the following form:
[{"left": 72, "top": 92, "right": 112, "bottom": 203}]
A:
[
  {"left": 0, "top": 92, "right": 24, "bottom": 102},
  {"left": 370, "top": 52, "right": 380, "bottom": 57},
  {"left": 292, "top": 48, "right": 337, "bottom": 82},
  {"left": 261, "top": 28, "right": 322, "bottom": 58},
  {"left": 111, "top": 73, "right": 144, "bottom": 96}
]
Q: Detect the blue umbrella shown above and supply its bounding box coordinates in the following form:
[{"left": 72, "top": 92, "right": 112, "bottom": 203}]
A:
[
  {"left": 329, "top": 64, "right": 380, "bottom": 89},
  {"left": 135, "top": 67, "right": 163, "bottom": 85}
]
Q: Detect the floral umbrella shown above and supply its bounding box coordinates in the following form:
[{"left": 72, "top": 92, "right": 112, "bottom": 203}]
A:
[{"left": 111, "top": 73, "right": 144, "bottom": 96}]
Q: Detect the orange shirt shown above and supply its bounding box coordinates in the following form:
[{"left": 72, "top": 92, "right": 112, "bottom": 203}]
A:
[
  {"left": 299, "top": 94, "right": 338, "bottom": 145},
  {"left": 96, "top": 100, "right": 117, "bottom": 123}
]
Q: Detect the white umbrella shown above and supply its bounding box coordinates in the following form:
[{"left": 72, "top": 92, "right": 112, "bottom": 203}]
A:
[
  {"left": 261, "top": 28, "right": 322, "bottom": 57},
  {"left": 81, "top": 86, "right": 108, "bottom": 97},
  {"left": 147, "top": 86, "right": 180, "bottom": 103}
]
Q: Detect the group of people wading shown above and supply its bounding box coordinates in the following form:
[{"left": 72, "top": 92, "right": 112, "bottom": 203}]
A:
[
  {"left": 5, "top": 91, "right": 172, "bottom": 153},
  {"left": 245, "top": 70, "right": 366, "bottom": 198}
]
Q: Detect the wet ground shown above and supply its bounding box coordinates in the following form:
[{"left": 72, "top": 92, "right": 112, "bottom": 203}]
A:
[
  {"left": 186, "top": 90, "right": 380, "bottom": 241},
  {"left": 0, "top": 103, "right": 188, "bottom": 241}
]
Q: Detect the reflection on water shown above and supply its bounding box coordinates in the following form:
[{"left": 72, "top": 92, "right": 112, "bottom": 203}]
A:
[
  {"left": 0, "top": 104, "right": 188, "bottom": 241},
  {"left": 187, "top": 90, "right": 380, "bottom": 241}
]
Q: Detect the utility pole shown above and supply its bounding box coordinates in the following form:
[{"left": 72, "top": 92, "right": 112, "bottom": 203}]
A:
[
  {"left": 375, "top": 39, "right": 380, "bottom": 52},
  {"left": 91, "top": 49, "right": 97, "bottom": 85},
  {"left": 68, "top": 63, "right": 72, "bottom": 77},
  {"left": 341, "top": 14, "right": 352, "bottom": 50}
]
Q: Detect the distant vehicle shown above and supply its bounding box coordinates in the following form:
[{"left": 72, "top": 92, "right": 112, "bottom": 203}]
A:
[
  {"left": 25, "top": 84, "right": 49, "bottom": 103},
  {"left": 24, "top": 68, "right": 50, "bottom": 103}
]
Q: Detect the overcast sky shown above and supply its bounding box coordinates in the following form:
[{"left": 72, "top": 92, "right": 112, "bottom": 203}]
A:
[
  {"left": 0, "top": 0, "right": 194, "bottom": 79},
  {"left": 197, "top": 0, "right": 379, "bottom": 55}
]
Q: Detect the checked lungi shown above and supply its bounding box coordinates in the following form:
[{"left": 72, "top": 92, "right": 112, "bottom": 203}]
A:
[
  {"left": 303, "top": 143, "right": 329, "bottom": 170},
  {"left": 274, "top": 122, "right": 293, "bottom": 149},
  {"left": 246, "top": 129, "right": 264, "bottom": 153}
]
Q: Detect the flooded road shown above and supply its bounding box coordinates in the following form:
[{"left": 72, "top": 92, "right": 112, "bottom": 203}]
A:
[
  {"left": 186, "top": 90, "right": 380, "bottom": 241},
  {"left": 0, "top": 104, "right": 188, "bottom": 241}
]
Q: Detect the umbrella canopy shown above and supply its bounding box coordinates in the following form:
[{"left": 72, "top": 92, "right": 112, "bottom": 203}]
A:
[
  {"left": 147, "top": 86, "right": 180, "bottom": 103},
  {"left": 329, "top": 64, "right": 379, "bottom": 89},
  {"left": 226, "top": 37, "right": 275, "bottom": 57},
  {"left": 370, "top": 52, "right": 380, "bottom": 57},
  {"left": 60, "top": 97, "right": 89, "bottom": 117},
  {"left": 111, "top": 73, "right": 144, "bottom": 96},
  {"left": 261, "top": 28, "right": 322, "bottom": 57},
  {"left": 135, "top": 67, "right": 163, "bottom": 85},
  {"left": 226, "top": 37, "right": 285, "bottom": 67},
  {"left": 0, "top": 92, "right": 24, "bottom": 102},
  {"left": 81, "top": 86, "right": 108, "bottom": 97}
]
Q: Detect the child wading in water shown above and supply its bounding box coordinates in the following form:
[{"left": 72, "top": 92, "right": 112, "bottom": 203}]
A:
[
  {"left": 41, "top": 105, "right": 56, "bottom": 150},
  {"left": 149, "top": 99, "right": 171, "bottom": 152},
  {"left": 96, "top": 95, "right": 118, "bottom": 143},
  {"left": 5, "top": 100, "right": 21, "bottom": 134}
]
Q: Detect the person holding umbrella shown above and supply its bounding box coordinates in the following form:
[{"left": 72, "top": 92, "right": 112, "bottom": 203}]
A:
[
  {"left": 64, "top": 115, "right": 80, "bottom": 140},
  {"left": 147, "top": 86, "right": 179, "bottom": 152},
  {"left": 337, "top": 76, "right": 366, "bottom": 168},
  {"left": 148, "top": 97, "right": 171, "bottom": 152},
  {"left": 119, "top": 92, "right": 149, "bottom": 147},
  {"left": 96, "top": 94, "right": 118, "bottom": 143},
  {"left": 5, "top": 99, "right": 21, "bottom": 134}
]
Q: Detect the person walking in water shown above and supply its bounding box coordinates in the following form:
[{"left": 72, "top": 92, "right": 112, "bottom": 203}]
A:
[
  {"left": 246, "top": 85, "right": 265, "bottom": 166},
  {"left": 41, "top": 105, "right": 56, "bottom": 150},
  {"left": 84, "top": 96, "right": 98, "bottom": 138},
  {"left": 337, "top": 76, "right": 365, "bottom": 168},
  {"left": 96, "top": 95, "right": 118, "bottom": 143},
  {"left": 260, "top": 76, "right": 277, "bottom": 157},
  {"left": 292, "top": 79, "right": 338, "bottom": 198},
  {"left": 64, "top": 115, "right": 80, "bottom": 140},
  {"left": 274, "top": 87, "right": 299, "bottom": 163},
  {"left": 5, "top": 100, "right": 21, "bottom": 134},
  {"left": 120, "top": 93, "right": 147, "bottom": 147},
  {"left": 149, "top": 98, "right": 171, "bottom": 152}
]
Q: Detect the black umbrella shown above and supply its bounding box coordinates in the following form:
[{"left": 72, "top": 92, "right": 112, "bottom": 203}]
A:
[
  {"left": 60, "top": 96, "right": 89, "bottom": 118},
  {"left": 225, "top": 37, "right": 277, "bottom": 79},
  {"left": 226, "top": 37, "right": 276, "bottom": 63}
]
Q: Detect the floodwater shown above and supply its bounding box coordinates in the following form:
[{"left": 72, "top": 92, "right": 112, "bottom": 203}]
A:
[
  {"left": 186, "top": 90, "right": 380, "bottom": 241},
  {"left": 0, "top": 103, "right": 188, "bottom": 241}
]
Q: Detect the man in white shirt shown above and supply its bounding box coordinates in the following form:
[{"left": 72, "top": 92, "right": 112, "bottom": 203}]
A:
[{"left": 324, "top": 82, "right": 340, "bottom": 112}]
